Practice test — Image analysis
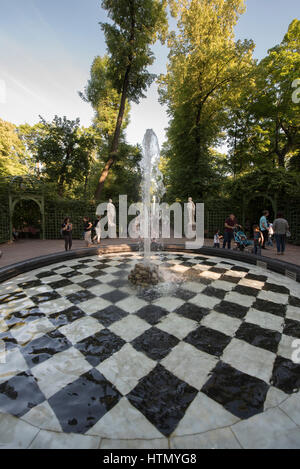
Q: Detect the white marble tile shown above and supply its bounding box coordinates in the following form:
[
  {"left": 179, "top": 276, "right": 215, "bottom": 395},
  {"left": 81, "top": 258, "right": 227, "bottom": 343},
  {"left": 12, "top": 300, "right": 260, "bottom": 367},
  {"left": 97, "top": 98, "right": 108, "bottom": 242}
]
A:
[
  {"left": 264, "top": 386, "right": 290, "bottom": 411},
  {"left": 97, "top": 344, "right": 155, "bottom": 395},
  {"left": 99, "top": 274, "right": 118, "bottom": 284},
  {"left": 278, "top": 334, "right": 298, "bottom": 361},
  {"left": 224, "top": 291, "right": 255, "bottom": 308},
  {"left": 161, "top": 342, "right": 218, "bottom": 390},
  {"left": 199, "top": 271, "right": 222, "bottom": 280},
  {"left": 257, "top": 290, "right": 289, "bottom": 305},
  {"left": 115, "top": 296, "right": 148, "bottom": 314},
  {"left": 157, "top": 313, "right": 198, "bottom": 340},
  {"left": 32, "top": 347, "right": 92, "bottom": 399},
  {"left": 38, "top": 298, "right": 74, "bottom": 315},
  {"left": 189, "top": 293, "right": 220, "bottom": 310},
  {"left": 10, "top": 317, "right": 55, "bottom": 345},
  {"left": 286, "top": 305, "right": 300, "bottom": 322},
  {"left": 79, "top": 297, "right": 112, "bottom": 315},
  {"left": 182, "top": 282, "right": 206, "bottom": 294},
  {"left": 170, "top": 264, "right": 190, "bottom": 273},
  {"left": 59, "top": 316, "right": 103, "bottom": 344},
  {"left": 69, "top": 274, "right": 93, "bottom": 284},
  {"left": 40, "top": 275, "right": 65, "bottom": 284},
  {"left": 210, "top": 280, "right": 235, "bottom": 292},
  {"left": 173, "top": 392, "right": 239, "bottom": 436},
  {"left": 223, "top": 270, "right": 247, "bottom": 278},
  {"left": 0, "top": 413, "right": 39, "bottom": 449},
  {"left": 231, "top": 407, "right": 297, "bottom": 449},
  {"left": 56, "top": 283, "right": 83, "bottom": 296},
  {"left": 21, "top": 401, "right": 62, "bottom": 432},
  {"left": 109, "top": 315, "right": 150, "bottom": 342},
  {"left": 0, "top": 348, "right": 28, "bottom": 385},
  {"left": 89, "top": 284, "right": 115, "bottom": 297},
  {"left": 87, "top": 398, "right": 163, "bottom": 439},
  {"left": 0, "top": 318, "right": 8, "bottom": 333},
  {"left": 0, "top": 298, "right": 35, "bottom": 316},
  {"left": 171, "top": 428, "right": 241, "bottom": 449},
  {"left": 222, "top": 338, "right": 275, "bottom": 383},
  {"left": 201, "top": 311, "right": 242, "bottom": 337},
  {"left": 152, "top": 296, "right": 185, "bottom": 313},
  {"left": 245, "top": 308, "right": 284, "bottom": 333},
  {"left": 100, "top": 438, "right": 168, "bottom": 449},
  {"left": 279, "top": 392, "right": 300, "bottom": 426},
  {"left": 238, "top": 277, "right": 265, "bottom": 290},
  {"left": 23, "top": 285, "right": 53, "bottom": 297},
  {"left": 29, "top": 430, "right": 100, "bottom": 449}
]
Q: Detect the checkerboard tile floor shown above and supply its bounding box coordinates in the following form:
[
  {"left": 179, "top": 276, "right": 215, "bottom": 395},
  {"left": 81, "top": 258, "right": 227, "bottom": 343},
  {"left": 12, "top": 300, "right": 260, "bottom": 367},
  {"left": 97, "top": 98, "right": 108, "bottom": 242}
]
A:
[{"left": 0, "top": 252, "right": 300, "bottom": 442}]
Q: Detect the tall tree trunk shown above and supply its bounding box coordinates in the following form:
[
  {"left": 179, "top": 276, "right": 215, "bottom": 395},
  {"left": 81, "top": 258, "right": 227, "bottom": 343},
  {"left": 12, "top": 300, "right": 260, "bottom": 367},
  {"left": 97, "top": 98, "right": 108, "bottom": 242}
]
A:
[{"left": 94, "top": 0, "right": 135, "bottom": 201}]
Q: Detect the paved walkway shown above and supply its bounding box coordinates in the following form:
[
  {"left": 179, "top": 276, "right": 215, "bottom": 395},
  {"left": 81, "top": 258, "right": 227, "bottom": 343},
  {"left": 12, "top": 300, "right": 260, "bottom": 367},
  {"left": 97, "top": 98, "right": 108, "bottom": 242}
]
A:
[{"left": 0, "top": 238, "right": 300, "bottom": 269}]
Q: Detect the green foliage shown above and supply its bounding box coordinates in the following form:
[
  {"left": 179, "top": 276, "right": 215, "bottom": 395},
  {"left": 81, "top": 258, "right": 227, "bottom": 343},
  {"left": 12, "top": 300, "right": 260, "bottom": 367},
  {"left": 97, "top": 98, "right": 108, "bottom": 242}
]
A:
[{"left": 0, "top": 119, "right": 32, "bottom": 176}]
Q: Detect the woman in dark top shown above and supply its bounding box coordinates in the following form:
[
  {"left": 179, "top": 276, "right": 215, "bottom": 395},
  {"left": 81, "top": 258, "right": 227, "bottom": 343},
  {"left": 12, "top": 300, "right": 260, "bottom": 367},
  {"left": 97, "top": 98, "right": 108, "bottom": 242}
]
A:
[{"left": 62, "top": 217, "right": 73, "bottom": 251}]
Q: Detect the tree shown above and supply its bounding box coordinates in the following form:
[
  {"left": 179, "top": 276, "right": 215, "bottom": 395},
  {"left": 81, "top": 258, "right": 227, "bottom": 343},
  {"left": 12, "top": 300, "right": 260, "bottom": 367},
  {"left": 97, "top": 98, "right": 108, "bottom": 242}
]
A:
[
  {"left": 91, "top": 0, "right": 168, "bottom": 199},
  {"left": 0, "top": 119, "right": 30, "bottom": 176},
  {"left": 32, "top": 116, "right": 98, "bottom": 196},
  {"left": 159, "top": 0, "right": 254, "bottom": 200}
]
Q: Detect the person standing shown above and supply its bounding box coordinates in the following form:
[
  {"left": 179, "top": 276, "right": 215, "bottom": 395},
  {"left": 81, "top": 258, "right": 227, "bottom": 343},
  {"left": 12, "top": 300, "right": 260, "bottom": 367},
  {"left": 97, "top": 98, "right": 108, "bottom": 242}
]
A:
[
  {"left": 253, "top": 225, "right": 263, "bottom": 256},
  {"left": 213, "top": 229, "right": 223, "bottom": 248},
  {"left": 259, "top": 210, "right": 269, "bottom": 249},
  {"left": 93, "top": 216, "right": 102, "bottom": 244},
  {"left": 273, "top": 212, "right": 290, "bottom": 255},
  {"left": 83, "top": 217, "right": 93, "bottom": 247},
  {"left": 61, "top": 217, "right": 73, "bottom": 251},
  {"left": 223, "top": 214, "right": 237, "bottom": 249}
]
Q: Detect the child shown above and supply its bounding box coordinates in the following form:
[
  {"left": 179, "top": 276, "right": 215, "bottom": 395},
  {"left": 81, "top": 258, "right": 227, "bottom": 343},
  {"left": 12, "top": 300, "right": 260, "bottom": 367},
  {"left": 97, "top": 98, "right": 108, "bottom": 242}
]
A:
[
  {"left": 253, "top": 225, "right": 263, "bottom": 255},
  {"left": 213, "top": 229, "right": 223, "bottom": 248}
]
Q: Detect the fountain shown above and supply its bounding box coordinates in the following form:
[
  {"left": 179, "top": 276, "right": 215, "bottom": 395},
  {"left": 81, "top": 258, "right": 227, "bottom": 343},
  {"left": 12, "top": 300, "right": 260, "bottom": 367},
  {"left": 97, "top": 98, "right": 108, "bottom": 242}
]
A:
[{"left": 128, "top": 129, "right": 165, "bottom": 287}]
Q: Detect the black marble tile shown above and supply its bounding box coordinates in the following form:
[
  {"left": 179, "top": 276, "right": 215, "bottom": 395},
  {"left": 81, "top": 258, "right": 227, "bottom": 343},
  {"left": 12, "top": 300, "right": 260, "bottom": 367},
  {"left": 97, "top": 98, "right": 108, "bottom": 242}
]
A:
[
  {"left": 209, "top": 267, "right": 228, "bottom": 274},
  {"left": 180, "top": 261, "right": 196, "bottom": 267},
  {"left": 127, "top": 364, "right": 198, "bottom": 437},
  {"left": 101, "top": 290, "right": 129, "bottom": 304},
  {"left": 235, "top": 322, "right": 281, "bottom": 353},
  {"left": 72, "top": 264, "right": 91, "bottom": 270},
  {"left": 0, "top": 371, "right": 45, "bottom": 417},
  {"left": 18, "top": 280, "right": 43, "bottom": 290},
  {"left": 220, "top": 275, "right": 240, "bottom": 284},
  {"left": 136, "top": 305, "right": 169, "bottom": 326},
  {"left": 49, "top": 305, "right": 85, "bottom": 327},
  {"left": 0, "top": 331, "right": 18, "bottom": 351},
  {"left": 78, "top": 259, "right": 94, "bottom": 264},
  {"left": 61, "top": 270, "right": 82, "bottom": 279},
  {"left": 92, "top": 306, "right": 128, "bottom": 328},
  {"left": 88, "top": 270, "right": 107, "bottom": 279},
  {"left": 21, "top": 330, "right": 72, "bottom": 368},
  {"left": 131, "top": 327, "right": 179, "bottom": 361},
  {"left": 78, "top": 279, "right": 101, "bottom": 289},
  {"left": 202, "top": 286, "right": 226, "bottom": 300},
  {"left": 36, "top": 271, "right": 57, "bottom": 279},
  {"left": 200, "top": 261, "right": 218, "bottom": 267},
  {"left": 214, "top": 301, "right": 249, "bottom": 319},
  {"left": 66, "top": 290, "right": 95, "bottom": 305},
  {"left": 201, "top": 361, "right": 269, "bottom": 419},
  {"left": 175, "top": 303, "right": 209, "bottom": 323},
  {"left": 263, "top": 283, "right": 290, "bottom": 295},
  {"left": 48, "top": 368, "right": 121, "bottom": 434},
  {"left": 31, "top": 291, "right": 61, "bottom": 304},
  {"left": 283, "top": 319, "right": 300, "bottom": 339},
  {"left": 6, "top": 307, "right": 45, "bottom": 328},
  {"left": 252, "top": 299, "right": 286, "bottom": 318},
  {"left": 230, "top": 266, "right": 249, "bottom": 273},
  {"left": 108, "top": 279, "right": 129, "bottom": 289},
  {"left": 244, "top": 273, "right": 268, "bottom": 282},
  {"left": 271, "top": 356, "right": 300, "bottom": 394},
  {"left": 49, "top": 279, "right": 73, "bottom": 290},
  {"left": 233, "top": 285, "right": 260, "bottom": 297},
  {"left": 137, "top": 288, "right": 164, "bottom": 302},
  {"left": 184, "top": 326, "right": 231, "bottom": 357},
  {"left": 173, "top": 287, "right": 196, "bottom": 302},
  {"left": 0, "top": 291, "right": 27, "bottom": 304},
  {"left": 289, "top": 296, "right": 300, "bottom": 308},
  {"left": 75, "top": 329, "right": 126, "bottom": 366}
]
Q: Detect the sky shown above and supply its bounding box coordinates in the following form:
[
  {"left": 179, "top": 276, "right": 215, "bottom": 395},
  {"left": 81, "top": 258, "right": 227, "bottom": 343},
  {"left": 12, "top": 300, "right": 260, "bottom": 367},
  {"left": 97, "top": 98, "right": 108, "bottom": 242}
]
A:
[{"left": 0, "top": 0, "right": 299, "bottom": 149}]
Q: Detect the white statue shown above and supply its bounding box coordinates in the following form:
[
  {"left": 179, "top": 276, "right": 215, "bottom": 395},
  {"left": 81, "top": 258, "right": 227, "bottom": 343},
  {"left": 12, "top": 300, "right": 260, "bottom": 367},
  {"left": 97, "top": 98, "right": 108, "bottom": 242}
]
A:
[
  {"left": 187, "top": 197, "right": 196, "bottom": 225},
  {"left": 107, "top": 198, "right": 116, "bottom": 238}
]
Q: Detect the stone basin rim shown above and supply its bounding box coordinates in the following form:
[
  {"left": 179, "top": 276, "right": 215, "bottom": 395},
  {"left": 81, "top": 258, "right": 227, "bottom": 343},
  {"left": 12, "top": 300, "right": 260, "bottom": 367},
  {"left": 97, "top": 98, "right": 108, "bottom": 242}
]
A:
[{"left": 0, "top": 244, "right": 299, "bottom": 284}]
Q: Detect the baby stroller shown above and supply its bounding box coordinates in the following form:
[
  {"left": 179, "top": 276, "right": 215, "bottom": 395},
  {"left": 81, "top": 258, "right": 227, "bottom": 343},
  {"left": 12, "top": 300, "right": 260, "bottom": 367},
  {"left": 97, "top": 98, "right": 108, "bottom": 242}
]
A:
[{"left": 233, "top": 226, "right": 253, "bottom": 252}]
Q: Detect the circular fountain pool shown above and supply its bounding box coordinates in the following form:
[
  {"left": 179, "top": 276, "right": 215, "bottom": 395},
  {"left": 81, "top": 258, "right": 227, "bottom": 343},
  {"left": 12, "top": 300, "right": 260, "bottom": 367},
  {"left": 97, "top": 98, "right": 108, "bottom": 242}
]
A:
[{"left": 0, "top": 250, "right": 300, "bottom": 449}]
